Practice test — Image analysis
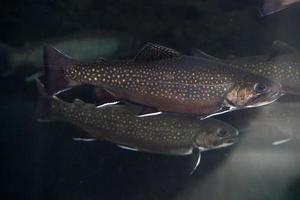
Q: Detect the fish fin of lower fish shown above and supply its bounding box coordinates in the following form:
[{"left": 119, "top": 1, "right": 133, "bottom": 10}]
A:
[
  {"left": 117, "top": 144, "right": 139, "bottom": 152},
  {"left": 272, "top": 138, "right": 292, "bottom": 146},
  {"left": 258, "top": 0, "right": 291, "bottom": 16},
  {"left": 72, "top": 138, "right": 97, "bottom": 142},
  {"left": 190, "top": 48, "right": 220, "bottom": 61},
  {"left": 198, "top": 106, "right": 234, "bottom": 120},
  {"left": 102, "top": 88, "right": 121, "bottom": 98},
  {"left": 137, "top": 111, "right": 163, "bottom": 118},
  {"left": 138, "top": 106, "right": 159, "bottom": 116},
  {"left": 44, "top": 46, "right": 80, "bottom": 95},
  {"left": 190, "top": 150, "right": 201, "bottom": 175},
  {"left": 134, "top": 43, "right": 181, "bottom": 62},
  {"left": 118, "top": 144, "right": 193, "bottom": 155},
  {"left": 94, "top": 87, "right": 121, "bottom": 103}
]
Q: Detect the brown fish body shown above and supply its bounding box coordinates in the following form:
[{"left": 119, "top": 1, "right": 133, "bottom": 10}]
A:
[
  {"left": 45, "top": 43, "right": 282, "bottom": 115},
  {"left": 66, "top": 57, "right": 237, "bottom": 114},
  {"left": 51, "top": 101, "right": 201, "bottom": 154},
  {"left": 36, "top": 80, "right": 238, "bottom": 155}
]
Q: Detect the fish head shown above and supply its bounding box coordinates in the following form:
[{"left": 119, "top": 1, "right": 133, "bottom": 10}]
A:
[
  {"left": 194, "top": 119, "right": 239, "bottom": 150},
  {"left": 225, "top": 74, "right": 282, "bottom": 108}
]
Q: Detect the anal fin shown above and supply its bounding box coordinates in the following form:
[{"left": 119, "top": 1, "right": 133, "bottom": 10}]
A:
[{"left": 117, "top": 144, "right": 139, "bottom": 152}]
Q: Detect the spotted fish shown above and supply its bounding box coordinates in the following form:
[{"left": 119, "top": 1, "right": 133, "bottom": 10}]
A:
[
  {"left": 224, "top": 42, "right": 300, "bottom": 96},
  {"left": 36, "top": 79, "right": 239, "bottom": 159},
  {"left": 192, "top": 41, "right": 300, "bottom": 96},
  {"left": 44, "top": 43, "right": 282, "bottom": 117}
]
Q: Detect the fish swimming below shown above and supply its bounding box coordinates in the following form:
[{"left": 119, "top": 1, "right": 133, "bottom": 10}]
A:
[
  {"left": 35, "top": 79, "right": 239, "bottom": 171},
  {"left": 43, "top": 43, "right": 282, "bottom": 117}
]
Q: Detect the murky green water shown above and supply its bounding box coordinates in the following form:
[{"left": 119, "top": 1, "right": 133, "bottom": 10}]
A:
[{"left": 1, "top": 1, "right": 300, "bottom": 199}]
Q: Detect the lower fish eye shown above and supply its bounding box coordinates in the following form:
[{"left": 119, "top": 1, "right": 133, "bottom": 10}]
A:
[{"left": 253, "top": 83, "right": 267, "bottom": 93}]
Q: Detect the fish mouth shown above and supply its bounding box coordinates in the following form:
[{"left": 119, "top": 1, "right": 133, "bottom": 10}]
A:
[
  {"left": 212, "top": 126, "right": 239, "bottom": 150},
  {"left": 246, "top": 89, "right": 282, "bottom": 108}
]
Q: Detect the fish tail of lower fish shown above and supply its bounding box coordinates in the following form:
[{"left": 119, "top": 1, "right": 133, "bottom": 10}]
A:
[
  {"left": 44, "top": 46, "right": 79, "bottom": 94},
  {"left": 259, "top": 0, "right": 298, "bottom": 16},
  {"left": 35, "top": 78, "right": 56, "bottom": 122}
]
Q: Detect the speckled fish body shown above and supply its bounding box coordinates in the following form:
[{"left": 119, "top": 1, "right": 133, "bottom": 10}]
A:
[
  {"left": 36, "top": 81, "right": 239, "bottom": 155},
  {"left": 44, "top": 43, "right": 282, "bottom": 116},
  {"left": 226, "top": 53, "right": 300, "bottom": 95}
]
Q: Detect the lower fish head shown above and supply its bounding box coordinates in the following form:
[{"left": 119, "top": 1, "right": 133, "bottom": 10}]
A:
[
  {"left": 225, "top": 74, "right": 282, "bottom": 109},
  {"left": 194, "top": 119, "right": 239, "bottom": 151}
]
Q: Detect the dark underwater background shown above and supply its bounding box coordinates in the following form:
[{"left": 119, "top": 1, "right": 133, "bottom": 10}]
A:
[{"left": 1, "top": 0, "right": 300, "bottom": 199}]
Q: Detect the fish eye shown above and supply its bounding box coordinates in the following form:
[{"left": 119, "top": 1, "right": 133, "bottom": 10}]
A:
[
  {"left": 217, "top": 129, "right": 227, "bottom": 137},
  {"left": 253, "top": 83, "right": 267, "bottom": 93}
]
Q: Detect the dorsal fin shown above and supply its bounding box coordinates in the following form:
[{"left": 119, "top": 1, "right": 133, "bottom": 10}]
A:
[
  {"left": 95, "top": 57, "right": 107, "bottom": 63},
  {"left": 134, "top": 43, "right": 181, "bottom": 62},
  {"left": 190, "top": 48, "right": 220, "bottom": 61}
]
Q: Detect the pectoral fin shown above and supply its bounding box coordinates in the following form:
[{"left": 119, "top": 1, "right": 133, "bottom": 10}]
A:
[
  {"left": 117, "top": 144, "right": 139, "bottom": 152},
  {"left": 190, "top": 150, "right": 201, "bottom": 175},
  {"left": 198, "top": 105, "right": 235, "bottom": 120}
]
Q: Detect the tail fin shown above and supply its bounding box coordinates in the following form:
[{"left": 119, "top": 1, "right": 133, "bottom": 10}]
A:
[
  {"left": 43, "top": 46, "right": 79, "bottom": 95},
  {"left": 259, "top": 0, "right": 297, "bottom": 16},
  {"left": 35, "top": 78, "right": 54, "bottom": 122}
]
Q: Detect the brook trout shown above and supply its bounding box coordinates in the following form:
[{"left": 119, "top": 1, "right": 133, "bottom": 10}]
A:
[
  {"left": 226, "top": 42, "right": 300, "bottom": 95},
  {"left": 44, "top": 43, "right": 282, "bottom": 117},
  {"left": 192, "top": 41, "right": 300, "bottom": 95},
  {"left": 36, "top": 80, "right": 239, "bottom": 157}
]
